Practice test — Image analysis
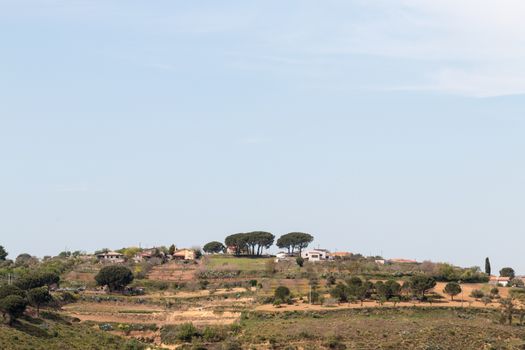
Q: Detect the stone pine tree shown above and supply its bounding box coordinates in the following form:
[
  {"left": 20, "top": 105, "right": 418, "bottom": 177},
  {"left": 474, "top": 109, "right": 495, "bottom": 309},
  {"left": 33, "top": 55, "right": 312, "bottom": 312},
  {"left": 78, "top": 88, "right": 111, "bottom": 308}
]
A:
[{"left": 485, "top": 257, "right": 491, "bottom": 275}]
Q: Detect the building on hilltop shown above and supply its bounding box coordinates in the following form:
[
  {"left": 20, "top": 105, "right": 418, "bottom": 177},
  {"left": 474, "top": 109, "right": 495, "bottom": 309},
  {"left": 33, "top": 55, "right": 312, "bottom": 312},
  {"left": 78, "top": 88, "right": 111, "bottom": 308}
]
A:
[
  {"left": 489, "top": 276, "right": 510, "bottom": 287},
  {"left": 172, "top": 249, "right": 195, "bottom": 261},
  {"left": 96, "top": 251, "right": 124, "bottom": 263},
  {"left": 301, "top": 249, "right": 333, "bottom": 262}
]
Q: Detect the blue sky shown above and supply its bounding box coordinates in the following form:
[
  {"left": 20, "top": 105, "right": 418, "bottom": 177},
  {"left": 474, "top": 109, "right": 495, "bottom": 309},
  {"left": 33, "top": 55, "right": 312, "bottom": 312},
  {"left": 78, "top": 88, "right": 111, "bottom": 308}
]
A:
[{"left": 1, "top": 1, "right": 524, "bottom": 273}]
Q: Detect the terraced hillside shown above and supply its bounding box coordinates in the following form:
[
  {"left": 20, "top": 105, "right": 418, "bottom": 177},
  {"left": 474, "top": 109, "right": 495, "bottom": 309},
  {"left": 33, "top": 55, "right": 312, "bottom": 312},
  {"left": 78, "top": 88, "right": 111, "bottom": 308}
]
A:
[{"left": 147, "top": 261, "right": 198, "bottom": 282}]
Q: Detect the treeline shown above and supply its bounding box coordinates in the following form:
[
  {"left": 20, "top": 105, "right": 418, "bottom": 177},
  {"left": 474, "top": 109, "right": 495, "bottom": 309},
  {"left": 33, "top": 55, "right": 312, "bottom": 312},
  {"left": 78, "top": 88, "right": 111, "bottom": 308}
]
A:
[{"left": 203, "top": 231, "right": 314, "bottom": 256}]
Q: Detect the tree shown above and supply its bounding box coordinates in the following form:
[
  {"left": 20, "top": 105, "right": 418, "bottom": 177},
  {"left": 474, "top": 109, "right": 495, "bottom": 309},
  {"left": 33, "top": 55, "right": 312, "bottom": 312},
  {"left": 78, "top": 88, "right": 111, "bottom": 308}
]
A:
[
  {"left": 500, "top": 297, "right": 515, "bottom": 325},
  {"left": 509, "top": 278, "right": 525, "bottom": 288},
  {"left": 168, "top": 244, "right": 176, "bottom": 256},
  {"left": 485, "top": 257, "right": 491, "bottom": 275},
  {"left": 274, "top": 286, "right": 291, "bottom": 302},
  {"left": 26, "top": 286, "right": 52, "bottom": 316},
  {"left": 296, "top": 256, "right": 304, "bottom": 267},
  {"left": 376, "top": 280, "right": 401, "bottom": 300},
  {"left": 500, "top": 267, "right": 515, "bottom": 279},
  {"left": 15, "top": 271, "right": 60, "bottom": 290},
  {"left": 409, "top": 275, "right": 436, "bottom": 300},
  {"left": 0, "top": 285, "right": 25, "bottom": 299},
  {"left": 203, "top": 241, "right": 225, "bottom": 254},
  {"left": 443, "top": 282, "right": 462, "bottom": 301},
  {"left": 224, "top": 233, "right": 248, "bottom": 256},
  {"left": 276, "top": 232, "right": 314, "bottom": 255},
  {"left": 252, "top": 231, "right": 274, "bottom": 256},
  {"left": 0, "top": 246, "right": 7, "bottom": 261},
  {"left": 95, "top": 265, "right": 134, "bottom": 292},
  {"left": 330, "top": 282, "right": 349, "bottom": 302},
  {"left": 15, "top": 253, "right": 38, "bottom": 267},
  {"left": 0, "top": 295, "right": 27, "bottom": 325}
]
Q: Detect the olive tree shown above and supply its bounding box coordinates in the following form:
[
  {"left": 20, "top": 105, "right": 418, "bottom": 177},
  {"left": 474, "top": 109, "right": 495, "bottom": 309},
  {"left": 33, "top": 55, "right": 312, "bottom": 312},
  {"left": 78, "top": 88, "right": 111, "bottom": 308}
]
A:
[
  {"left": 443, "top": 282, "right": 462, "bottom": 301},
  {"left": 27, "top": 286, "right": 52, "bottom": 316}
]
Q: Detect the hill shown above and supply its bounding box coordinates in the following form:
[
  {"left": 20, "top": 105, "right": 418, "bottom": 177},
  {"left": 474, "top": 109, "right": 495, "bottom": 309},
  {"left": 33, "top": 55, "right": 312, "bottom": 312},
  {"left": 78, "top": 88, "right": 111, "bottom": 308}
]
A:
[{"left": 0, "top": 312, "right": 147, "bottom": 350}]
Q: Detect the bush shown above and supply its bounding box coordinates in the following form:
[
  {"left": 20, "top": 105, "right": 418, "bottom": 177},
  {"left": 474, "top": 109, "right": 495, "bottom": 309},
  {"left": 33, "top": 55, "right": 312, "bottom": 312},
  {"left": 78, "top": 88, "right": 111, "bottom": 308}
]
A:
[
  {"left": 481, "top": 296, "right": 492, "bottom": 305},
  {"left": 161, "top": 323, "right": 199, "bottom": 343},
  {"left": 296, "top": 257, "right": 304, "bottom": 267},
  {"left": 202, "top": 326, "right": 227, "bottom": 342},
  {"left": 470, "top": 289, "right": 484, "bottom": 299}
]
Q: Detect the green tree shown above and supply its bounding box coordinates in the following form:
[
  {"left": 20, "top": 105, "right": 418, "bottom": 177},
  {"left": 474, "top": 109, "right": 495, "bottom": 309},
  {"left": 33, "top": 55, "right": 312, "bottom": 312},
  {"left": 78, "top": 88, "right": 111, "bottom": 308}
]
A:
[
  {"left": 296, "top": 256, "right": 304, "bottom": 267},
  {"left": 26, "top": 286, "right": 52, "bottom": 316},
  {"left": 0, "top": 245, "right": 7, "bottom": 261},
  {"left": 224, "top": 233, "right": 248, "bottom": 256},
  {"left": 376, "top": 280, "right": 401, "bottom": 300},
  {"left": 168, "top": 244, "right": 176, "bottom": 256},
  {"left": 500, "top": 267, "right": 515, "bottom": 279},
  {"left": 15, "top": 271, "right": 60, "bottom": 290},
  {"left": 95, "top": 265, "right": 134, "bottom": 292},
  {"left": 0, "top": 285, "right": 25, "bottom": 299},
  {"left": 330, "top": 282, "right": 349, "bottom": 302},
  {"left": 0, "top": 295, "right": 27, "bottom": 325},
  {"left": 276, "top": 232, "right": 314, "bottom": 254},
  {"left": 409, "top": 275, "right": 436, "bottom": 300},
  {"left": 274, "top": 286, "right": 291, "bottom": 302},
  {"left": 443, "top": 282, "right": 462, "bottom": 301},
  {"left": 203, "top": 241, "right": 225, "bottom": 254},
  {"left": 485, "top": 257, "right": 491, "bottom": 275}
]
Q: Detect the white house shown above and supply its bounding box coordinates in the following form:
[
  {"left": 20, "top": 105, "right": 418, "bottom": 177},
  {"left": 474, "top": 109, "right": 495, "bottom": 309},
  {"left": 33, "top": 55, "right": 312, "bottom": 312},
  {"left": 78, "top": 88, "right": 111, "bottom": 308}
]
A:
[
  {"left": 96, "top": 251, "right": 125, "bottom": 263},
  {"left": 489, "top": 276, "right": 510, "bottom": 287},
  {"left": 301, "top": 249, "right": 332, "bottom": 262}
]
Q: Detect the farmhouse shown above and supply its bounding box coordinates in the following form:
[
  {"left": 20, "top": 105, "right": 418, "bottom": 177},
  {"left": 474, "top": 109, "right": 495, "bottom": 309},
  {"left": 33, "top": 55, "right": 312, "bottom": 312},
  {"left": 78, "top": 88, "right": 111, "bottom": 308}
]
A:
[
  {"left": 489, "top": 276, "right": 510, "bottom": 287},
  {"left": 301, "top": 249, "right": 332, "bottom": 262},
  {"left": 96, "top": 251, "right": 124, "bottom": 263},
  {"left": 172, "top": 249, "right": 195, "bottom": 261}
]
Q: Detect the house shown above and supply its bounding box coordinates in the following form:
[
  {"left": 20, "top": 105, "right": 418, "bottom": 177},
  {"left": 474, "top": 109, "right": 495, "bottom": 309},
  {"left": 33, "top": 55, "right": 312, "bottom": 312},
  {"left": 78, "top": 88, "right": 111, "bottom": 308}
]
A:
[
  {"left": 133, "top": 248, "right": 166, "bottom": 263},
  {"left": 375, "top": 259, "right": 386, "bottom": 265},
  {"left": 301, "top": 249, "right": 332, "bottom": 262},
  {"left": 274, "top": 251, "right": 293, "bottom": 262},
  {"left": 172, "top": 249, "right": 195, "bottom": 261},
  {"left": 96, "top": 251, "right": 124, "bottom": 263},
  {"left": 489, "top": 276, "right": 510, "bottom": 287}
]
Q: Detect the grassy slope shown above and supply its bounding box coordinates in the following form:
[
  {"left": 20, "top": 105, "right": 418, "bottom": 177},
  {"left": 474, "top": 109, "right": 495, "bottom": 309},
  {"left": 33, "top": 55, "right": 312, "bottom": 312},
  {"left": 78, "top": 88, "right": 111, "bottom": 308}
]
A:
[
  {"left": 0, "top": 313, "right": 145, "bottom": 350},
  {"left": 239, "top": 308, "right": 525, "bottom": 349},
  {"left": 204, "top": 256, "right": 272, "bottom": 271}
]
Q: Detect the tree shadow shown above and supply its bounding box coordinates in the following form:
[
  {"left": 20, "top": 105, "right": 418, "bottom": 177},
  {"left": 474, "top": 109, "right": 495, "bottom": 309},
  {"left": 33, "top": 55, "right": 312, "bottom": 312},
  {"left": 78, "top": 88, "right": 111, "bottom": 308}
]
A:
[{"left": 12, "top": 319, "right": 52, "bottom": 338}]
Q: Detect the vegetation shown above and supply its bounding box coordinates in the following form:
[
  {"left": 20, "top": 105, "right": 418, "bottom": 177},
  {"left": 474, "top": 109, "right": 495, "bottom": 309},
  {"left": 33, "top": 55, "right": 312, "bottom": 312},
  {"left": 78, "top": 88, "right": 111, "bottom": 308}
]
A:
[
  {"left": 224, "top": 232, "right": 275, "bottom": 256},
  {"left": 500, "top": 267, "right": 515, "bottom": 279},
  {"left": 95, "top": 266, "right": 134, "bottom": 292},
  {"left": 203, "top": 241, "right": 225, "bottom": 254},
  {"left": 443, "top": 282, "right": 461, "bottom": 301},
  {"left": 485, "top": 257, "right": 491, "bottom": 275},
  {"left": 276, "top": 232, "right": 314, "bottom": 254}
]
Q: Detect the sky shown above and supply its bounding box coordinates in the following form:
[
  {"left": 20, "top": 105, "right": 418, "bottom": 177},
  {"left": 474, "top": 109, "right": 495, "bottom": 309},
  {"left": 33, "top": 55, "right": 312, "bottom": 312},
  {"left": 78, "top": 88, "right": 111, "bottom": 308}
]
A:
[{"left": 1, "top": 1, "right": 524, "bottom": 273}]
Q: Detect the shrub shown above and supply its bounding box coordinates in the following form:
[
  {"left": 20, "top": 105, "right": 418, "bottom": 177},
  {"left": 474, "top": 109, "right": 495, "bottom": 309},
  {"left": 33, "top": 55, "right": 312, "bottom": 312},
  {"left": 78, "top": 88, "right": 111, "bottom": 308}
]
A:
[
  {"left": 470, "top": 289, "right": 484, "bottom": 299},
  {"left": 481, "top": 296, "right": 492, "bottom": 305},
  {"left": 296, "top": 257, "right": 304, "bottom": 267},
  {"left": 161, "top": 323, "right": 199, "bottom": 343},
  {"left": 202, "top": 325, "right": 227, "bottom": 342}
]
